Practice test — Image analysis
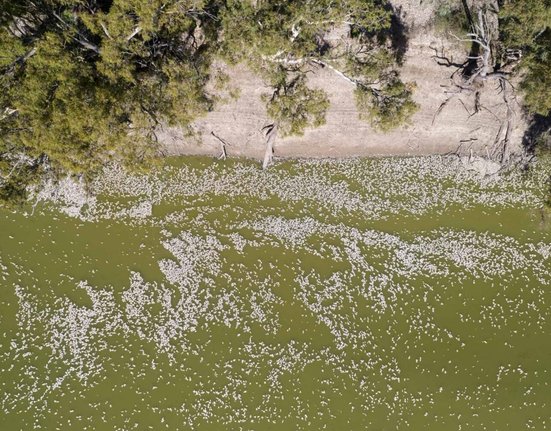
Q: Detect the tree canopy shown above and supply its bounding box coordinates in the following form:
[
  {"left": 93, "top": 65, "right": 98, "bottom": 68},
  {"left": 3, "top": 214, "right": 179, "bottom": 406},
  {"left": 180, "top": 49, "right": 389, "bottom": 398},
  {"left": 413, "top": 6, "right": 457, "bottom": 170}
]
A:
[
  {"left": 220, "top": 0, "right": 417, "bottom": 135},
  {"left": 0, "top": 0, "right": 219, "bottom": 204},
  {"left": 499, "top": 0, "right": 551, "bottom": 116},
  {"left": 0, "top": 0, "right": 418, "bottom": 205}
]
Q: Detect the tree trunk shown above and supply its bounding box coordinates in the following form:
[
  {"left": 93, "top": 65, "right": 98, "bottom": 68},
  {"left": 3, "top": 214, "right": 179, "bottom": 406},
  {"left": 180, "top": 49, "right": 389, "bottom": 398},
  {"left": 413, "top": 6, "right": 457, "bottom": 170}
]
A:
[{"left": 262, "top": 124, "right": 277, "bottom": 169}]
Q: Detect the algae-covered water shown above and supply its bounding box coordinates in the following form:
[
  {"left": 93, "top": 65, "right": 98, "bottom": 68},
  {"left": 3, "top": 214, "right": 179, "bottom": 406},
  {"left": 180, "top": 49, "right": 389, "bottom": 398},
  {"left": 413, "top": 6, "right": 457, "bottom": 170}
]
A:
[{"left": 1, "top": 156, "right": 550, "bottom": 430}]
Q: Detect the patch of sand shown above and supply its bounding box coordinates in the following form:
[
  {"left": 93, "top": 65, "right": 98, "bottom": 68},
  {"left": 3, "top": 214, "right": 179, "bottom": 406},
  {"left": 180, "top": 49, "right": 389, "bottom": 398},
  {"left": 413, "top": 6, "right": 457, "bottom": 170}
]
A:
[{"left": 159, "top": 0, "right": 527, "bottom": 161}]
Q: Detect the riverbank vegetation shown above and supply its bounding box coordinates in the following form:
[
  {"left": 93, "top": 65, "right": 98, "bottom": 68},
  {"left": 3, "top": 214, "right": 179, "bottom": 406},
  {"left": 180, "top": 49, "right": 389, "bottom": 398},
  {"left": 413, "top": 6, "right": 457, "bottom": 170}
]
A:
[
  {"left": 0, "top": 0, "right": 550, "bottom": 206},
  {"left": 500, "top": 0, "right": 551, "bottom": 206},
  {"left": 500, "top": 0, "right": 551, "bottom": 116},
  {"left": 0, "top": 0, "right": 416, "bottom": 204},
  {"left": 429, "top": 0, "right": 551, "bottom": 205}
]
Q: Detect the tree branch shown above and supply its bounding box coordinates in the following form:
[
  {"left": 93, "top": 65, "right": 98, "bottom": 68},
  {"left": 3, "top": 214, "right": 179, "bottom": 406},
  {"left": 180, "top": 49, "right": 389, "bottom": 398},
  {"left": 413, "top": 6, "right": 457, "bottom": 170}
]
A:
[{"left": 126, "top": 26, "right": 142, "bottom": 42}]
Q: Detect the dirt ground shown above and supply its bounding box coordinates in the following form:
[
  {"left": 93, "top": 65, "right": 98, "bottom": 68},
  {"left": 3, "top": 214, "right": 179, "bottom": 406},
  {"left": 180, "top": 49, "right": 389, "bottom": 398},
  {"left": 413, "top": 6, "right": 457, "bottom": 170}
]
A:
[{"left": 158, "top": 0, "right": 528, "bottom": 161}]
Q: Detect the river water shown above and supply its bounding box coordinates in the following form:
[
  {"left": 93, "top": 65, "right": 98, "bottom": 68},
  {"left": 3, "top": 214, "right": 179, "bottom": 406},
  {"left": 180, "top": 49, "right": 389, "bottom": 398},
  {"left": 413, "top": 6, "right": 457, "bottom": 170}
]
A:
[{"left": 1, "top": 156, "right": 550, "bottom": 430}]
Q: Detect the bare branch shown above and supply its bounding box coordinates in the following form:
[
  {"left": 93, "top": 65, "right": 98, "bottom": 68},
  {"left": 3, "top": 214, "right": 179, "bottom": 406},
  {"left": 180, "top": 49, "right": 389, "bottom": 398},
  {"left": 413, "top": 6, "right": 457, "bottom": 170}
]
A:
[
  {"left": 100, "top": 22, "right": 112, "bottom": 39},
  {"left": 262, "top": 123, "right": 277, "bottom": 170},
  {"left": 126, "top": 27, "right": 142, "bottom": 42},
  {"left": 310, "top": 59, "right": 357, "bottom": 85},
  {"left": 52, "top": 12, "right": 100, "bottom": 53},
  {"left": 0, "top": 108, "right": 18, "bottom": 121},
  {"left": 1, "top": 48, "right": 36, "bottom": 76},
  {"left": 211, "top": 131, "right": 230, "bottom": 160},
  {"left": 432, "top": 96, "right": 454, "bottom": 126}
]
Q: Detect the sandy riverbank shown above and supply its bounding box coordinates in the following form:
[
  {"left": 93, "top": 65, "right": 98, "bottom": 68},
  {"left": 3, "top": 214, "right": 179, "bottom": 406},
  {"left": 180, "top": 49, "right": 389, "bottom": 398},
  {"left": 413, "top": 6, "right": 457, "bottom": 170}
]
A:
[{"left": 157, "top": 0, "right": 527, "bottom": 162}]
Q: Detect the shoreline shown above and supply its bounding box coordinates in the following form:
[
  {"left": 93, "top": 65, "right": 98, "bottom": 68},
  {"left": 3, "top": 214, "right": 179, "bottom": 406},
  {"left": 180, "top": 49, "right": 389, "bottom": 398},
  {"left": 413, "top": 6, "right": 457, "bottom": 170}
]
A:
[
  {"left": 163, "top": 149, "right": 481, "bottom": 163},
  {"left": 158, "top": 1, "right": 528, "bottom": 163},
  {"left": 161, "top": 142, "right": 509, "bottom": 178}
]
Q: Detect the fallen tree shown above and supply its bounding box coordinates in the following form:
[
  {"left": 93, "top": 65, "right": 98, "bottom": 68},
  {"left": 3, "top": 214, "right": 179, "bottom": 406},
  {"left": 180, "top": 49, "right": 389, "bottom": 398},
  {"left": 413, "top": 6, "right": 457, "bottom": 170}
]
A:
[{"left": 431, "top": 4, "right": 522, "bottom": 164}]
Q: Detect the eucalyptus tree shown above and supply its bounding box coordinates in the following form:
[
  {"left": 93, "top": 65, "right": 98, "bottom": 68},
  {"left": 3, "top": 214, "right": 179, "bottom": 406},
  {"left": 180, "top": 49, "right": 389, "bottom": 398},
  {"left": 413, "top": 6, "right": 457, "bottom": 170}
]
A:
[
  {"left": 499, "top": 0, "right": 551, "bottom": 206},
  {"left": 0, "top": 0, "right": 418, "bottom": 202},
  {"left": 499, "top": 0, "right": 551, "bottom": 116},
  {"left": 219, "top": 0, "right": 418, "bottom": 138},
  {"left": 0, "top": 0, "right": 219, "bottom": 204}
]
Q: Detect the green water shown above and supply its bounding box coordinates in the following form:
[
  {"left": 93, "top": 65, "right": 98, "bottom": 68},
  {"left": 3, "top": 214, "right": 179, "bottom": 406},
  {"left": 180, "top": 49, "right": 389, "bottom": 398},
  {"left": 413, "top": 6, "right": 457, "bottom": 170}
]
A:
[{"left": 1, "top": 156, "right": 550, "bottom": 430}]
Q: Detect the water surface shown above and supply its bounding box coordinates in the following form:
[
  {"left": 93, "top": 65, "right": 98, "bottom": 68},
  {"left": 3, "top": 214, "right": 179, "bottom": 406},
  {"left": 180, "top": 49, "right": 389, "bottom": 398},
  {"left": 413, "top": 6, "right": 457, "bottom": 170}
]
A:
[{"left": 1, "top": 156, "right": 550, "bottom": 430}]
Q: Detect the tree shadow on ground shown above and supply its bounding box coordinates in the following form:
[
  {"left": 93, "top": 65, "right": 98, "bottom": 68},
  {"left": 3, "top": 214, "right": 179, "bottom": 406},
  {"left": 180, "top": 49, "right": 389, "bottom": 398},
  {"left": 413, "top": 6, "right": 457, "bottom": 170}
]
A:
[
  {"left": 522, "top": 113, "right": 551, "bottom": 154},
  {"left": 352, "top": 3, "right": 409, "bottom": 65},
  {"left": 460, "top": 0, "right": 481, "bottom": 78},
  {"left": 378, "top": 4, "right": 409, "bottom": 65}
]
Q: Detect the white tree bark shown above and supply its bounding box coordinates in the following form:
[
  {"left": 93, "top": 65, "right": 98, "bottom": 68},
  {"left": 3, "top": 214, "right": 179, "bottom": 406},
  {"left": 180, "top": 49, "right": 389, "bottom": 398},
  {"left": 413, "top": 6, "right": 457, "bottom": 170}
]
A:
[
  {"left": 211, "top": 131, "right": 228, "bottom": 160},
  {"left": 310, "top": 59, "right": 357, "bottom": 86},
  {"left": 126, "top": 27, "right": 142, "bottom": 42},
  {"left": 0, "top": 108, "right": 17, "bottom": 121},
  {"left": 262, "top": 124, "right": 277, "bottom": 170}
]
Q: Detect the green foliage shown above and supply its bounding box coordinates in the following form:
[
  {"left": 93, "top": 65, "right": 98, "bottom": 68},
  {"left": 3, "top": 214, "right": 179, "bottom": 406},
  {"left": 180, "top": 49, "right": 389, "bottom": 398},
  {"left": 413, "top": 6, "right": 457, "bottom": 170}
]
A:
[
  {"left": 500, "top": 0, "right": 551, "bottom": 206},
  {"left": 220, "top": 0, "right": 392, "bottom": 64},
  {"left": 262, "top": 73, "right": 330, "bottom": 137},
  {"left": 355, "top": 73, "right": 418, "bottom": 132},
  {"left": 345, "top": 49, "right": 395, "bottom": 82},
  {"left": 500, "top": 0, "right": 551, "bottom": 47},
  {"left": 0, "top": 0, "right": 217, "bottom": 203},
  {"left": 217, "top": 0, "right": 338, "bottom": 136},
  {"left": 432, "top": 0, "right": 469, "bottom": 36},
  {"left": 219, "top": 0, "right": 413, "bottom": 135},
  {"left": 516, "top": 31, "right": 551, "bottom": 116},
  {"left": 500, "top": 0, "right": 551, "bottom": 116},
  {"left": 0, "top": 0, "right": 417, "bottom": 204}
]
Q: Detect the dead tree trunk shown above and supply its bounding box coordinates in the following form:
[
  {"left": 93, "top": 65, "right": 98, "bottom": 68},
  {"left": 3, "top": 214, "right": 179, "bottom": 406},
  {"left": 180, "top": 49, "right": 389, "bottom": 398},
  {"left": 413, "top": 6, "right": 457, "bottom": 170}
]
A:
[
  {"left": 262, "top": 124, "right": 277, "bottom": 170},
  {"left": 211, "top": 131, "right": 229, "bottom": 160},
  {"left": 432, "top": 6, "right": 522, "bottom": 164},
  {"left": 450, "top": 10, "right": 493, "bottom": 85}
]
